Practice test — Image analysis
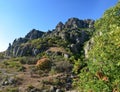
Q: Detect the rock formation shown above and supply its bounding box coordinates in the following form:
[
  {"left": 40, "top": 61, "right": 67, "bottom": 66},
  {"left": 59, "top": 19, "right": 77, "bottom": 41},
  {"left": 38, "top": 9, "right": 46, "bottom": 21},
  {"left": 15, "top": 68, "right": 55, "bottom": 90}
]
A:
[{"left": 5, "top": 17, "right": 94, "bottom": 57}]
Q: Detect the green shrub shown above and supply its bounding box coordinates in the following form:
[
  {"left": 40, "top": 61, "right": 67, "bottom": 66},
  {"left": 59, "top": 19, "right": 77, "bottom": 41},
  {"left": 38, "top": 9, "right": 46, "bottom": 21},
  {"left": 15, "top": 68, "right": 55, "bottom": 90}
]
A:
[
  {"left": 75, "top": 2, "right": 120, "bottom": 91},
  {"left": 3, "top": 58, "right": 23, "bottom": 70},
  {"left": 0, "top": 52, "right": 4, "bottom": 59},
  {"left": 55, "top": 61, "right": 72, "bottom": 73},
  {"left": 36, "top": 58, "right": 52, "bottom": 71},
  {"left": 6, "top": 87, "right": 19, "bottom": 92},
  {"left": 19, "top": 57, "right": 37, "bottom": 64},
  {"left": 17, "top": 66, "right": 26, "bottom": 72}
]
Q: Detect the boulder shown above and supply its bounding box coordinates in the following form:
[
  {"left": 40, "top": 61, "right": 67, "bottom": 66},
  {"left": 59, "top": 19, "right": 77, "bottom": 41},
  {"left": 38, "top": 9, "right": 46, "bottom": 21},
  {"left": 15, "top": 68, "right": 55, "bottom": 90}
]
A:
[{"left": 64, "top": 54, "right": 69, "bottom": 59}]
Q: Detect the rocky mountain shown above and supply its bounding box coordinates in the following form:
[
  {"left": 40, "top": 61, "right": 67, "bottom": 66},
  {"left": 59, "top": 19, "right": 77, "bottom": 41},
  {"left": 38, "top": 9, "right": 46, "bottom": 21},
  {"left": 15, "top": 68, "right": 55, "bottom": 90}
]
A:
[
  {"left": 0, "top": 17, "right": 95, "bottom": 91},
  {"left": 5, "top": 18, "right": 95, "bottom": 57}
]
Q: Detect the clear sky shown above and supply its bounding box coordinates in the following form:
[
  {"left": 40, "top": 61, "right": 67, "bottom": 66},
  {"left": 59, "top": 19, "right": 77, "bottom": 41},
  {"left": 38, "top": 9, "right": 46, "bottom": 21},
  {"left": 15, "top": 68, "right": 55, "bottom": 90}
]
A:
[{"left": 0, "top": 0, "right": 118, "bottom": 52}]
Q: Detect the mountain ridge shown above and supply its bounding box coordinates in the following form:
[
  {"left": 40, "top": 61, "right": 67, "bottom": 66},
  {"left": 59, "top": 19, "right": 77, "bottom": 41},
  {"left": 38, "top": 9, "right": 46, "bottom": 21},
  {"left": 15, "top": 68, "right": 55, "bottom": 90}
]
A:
[{"left": 5, "top": 17, "right": 95, "bottom": 57}]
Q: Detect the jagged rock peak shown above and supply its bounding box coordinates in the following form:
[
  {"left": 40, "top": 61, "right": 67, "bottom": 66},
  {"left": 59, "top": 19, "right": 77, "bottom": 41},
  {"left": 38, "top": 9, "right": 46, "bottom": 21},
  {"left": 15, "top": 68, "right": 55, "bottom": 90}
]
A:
[
  {"left": 55, "top": 21, "right": 65, "bottom": 31},
  {"left": 65, "top": 17, "right": 94, "bottom": 29},
  {"left": 25, "top": 29, "right": 44, "bottom": 40},
  {"left": 65, "top": 17, "right": 82, "bottom": 29}
]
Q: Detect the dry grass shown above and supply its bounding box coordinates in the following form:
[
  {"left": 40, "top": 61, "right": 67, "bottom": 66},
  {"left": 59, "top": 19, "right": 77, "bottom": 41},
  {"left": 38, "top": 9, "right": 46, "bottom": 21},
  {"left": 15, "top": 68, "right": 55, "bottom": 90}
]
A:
[{"left": 47, "top": 47, "right": 66, "bottom": 53}]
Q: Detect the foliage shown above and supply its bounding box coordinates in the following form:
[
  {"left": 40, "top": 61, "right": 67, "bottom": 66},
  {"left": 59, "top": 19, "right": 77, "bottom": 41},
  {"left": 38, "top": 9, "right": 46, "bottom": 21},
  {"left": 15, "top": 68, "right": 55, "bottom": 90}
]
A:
[
  {"left": 0, "top": 52, "right": 4, "bottom": 59},
  {"left": 36, "top": 58, "right": 52, "bottom": 71},
  {"left": 55, "top": 61, "right": 72, "bottom": 73},
  {"left": 73, "top": 59, "right": 86, "bottom": 74},
  {"left": 3, "top": 58, "right": 23, "bottom": 69},
  {"left": 30, "top": 36, "right": 69, "bottom": 49},
  {"left": 75, "top": 2, "right": 120, "bottom": 91},
  {"left": 5, "top": 87, "right": 19, "bottom": 92},
  {"left": 18, "top": 56, "right": 38, "bottom": 64}
]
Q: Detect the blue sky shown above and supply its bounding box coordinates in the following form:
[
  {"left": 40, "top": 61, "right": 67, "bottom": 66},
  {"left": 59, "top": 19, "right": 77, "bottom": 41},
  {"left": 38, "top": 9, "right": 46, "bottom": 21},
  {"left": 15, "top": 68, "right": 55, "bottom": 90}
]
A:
[{"left": 0, "top": 0, "right": 118, "bottom": 52}]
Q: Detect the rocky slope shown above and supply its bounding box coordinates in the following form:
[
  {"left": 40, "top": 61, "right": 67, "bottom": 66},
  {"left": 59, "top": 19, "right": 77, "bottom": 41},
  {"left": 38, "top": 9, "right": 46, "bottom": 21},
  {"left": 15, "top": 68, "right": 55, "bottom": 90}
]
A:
[{"left": 0, "top": 17, "right": 95, "bottom": 92}]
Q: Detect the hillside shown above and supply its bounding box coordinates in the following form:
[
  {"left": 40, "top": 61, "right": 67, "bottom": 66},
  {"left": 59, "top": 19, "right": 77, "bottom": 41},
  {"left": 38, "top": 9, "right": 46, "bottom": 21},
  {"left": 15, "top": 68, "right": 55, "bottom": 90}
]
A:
[
  {"left": 0, "top": 18, "right": 94, "bottom": 92},
  {"left": 5, "top": 18, "right": 94, "bottom": 57},
  {"left": 0, "top": 2, "right": 119, "bottom": 92}
]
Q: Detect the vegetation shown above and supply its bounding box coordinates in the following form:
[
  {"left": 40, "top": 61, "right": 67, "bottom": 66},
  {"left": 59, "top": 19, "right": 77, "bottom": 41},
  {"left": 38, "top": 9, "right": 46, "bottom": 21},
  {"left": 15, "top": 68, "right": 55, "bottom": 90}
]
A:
[
  {"left": 75, "top": 2, "right": 120, "bottom": 91},
  {"left": 0, "top": 52, "right": 4, "bottom": 59},
  {"left": 36, "top": 58, "right": 52, "bottom": 71},
  {"left": 0, "top": 2, "right": 119, "bottom": 92}
]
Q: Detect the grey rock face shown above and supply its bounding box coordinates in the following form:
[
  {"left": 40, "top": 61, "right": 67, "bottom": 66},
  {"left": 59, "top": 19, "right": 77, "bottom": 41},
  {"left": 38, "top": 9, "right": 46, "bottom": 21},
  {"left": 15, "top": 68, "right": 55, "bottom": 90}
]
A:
[
  {"left": 5, "top": 43, "right": 12, "bottom": 56},
  {"left": 59, "top": 32, "right": 69, "bottom": 41},
  {"left": 25, "top": 29, "right": 44, "bottom": 40},
  {"left": 70, "top": 44, "right": 78, "bottom": 53},
  {"left": 56, "top": 22, "right": 64, "bottom": 31},
  {"left": 84, "top": 37, "right": 94, "bottom": 58},
  {"left": 5, "top": 29, "right": 45, "bottom": 57},
  {"left": 13, "top": 38, "right": 28, "bottom": 46},
  {"left": 65, "top": 18, "right": 84, "bottom": 29},
  {"left": 65, "top": 18, "right": 94, "bottom": 29},
  {"left": 5, "top": 18, "right": 94, "bottom": 57},
  {"left": 79, "top": 31, "right": 88, "bottom": 44}
]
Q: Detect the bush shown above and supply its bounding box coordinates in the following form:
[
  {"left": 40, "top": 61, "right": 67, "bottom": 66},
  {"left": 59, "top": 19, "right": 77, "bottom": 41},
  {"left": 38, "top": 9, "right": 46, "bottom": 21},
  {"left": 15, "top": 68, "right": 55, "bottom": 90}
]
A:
[
  {"left": 5, "top": 87, "right": 19, "bottom": 92},
  {"left": 75, "top": 2, "right": 120, "bottom": 91},
  {"left": 55, "top": 61, "right": 73, "bottom": 73},
  {"left": 36, "top": 58, "right": 52, "bottom": 71},
  {"left": 17, "top": 66, "right": 26, "bottom": 72},
  {"left": 3, "top": 59, "right": 23, "bottom": 70},
  {"left": 0, "top": 52, "right": 4, "bottom": 59},
  {"left": 19, "top": 57, "right": 37, "bottom": 64}
]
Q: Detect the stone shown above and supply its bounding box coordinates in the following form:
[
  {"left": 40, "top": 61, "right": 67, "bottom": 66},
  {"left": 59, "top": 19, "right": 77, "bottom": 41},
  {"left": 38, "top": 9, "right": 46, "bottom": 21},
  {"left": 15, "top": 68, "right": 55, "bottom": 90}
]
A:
[
  {"left": 79, "top": 31, "right": 88, "bottom": 44},
  {"left": 4, "top": 18, "right": 94, "bottom": 57},
  {"left": 70, "top": 44, "right": 78, "bottom": 53},
  {"left": 56, "top": 22, "right": 64, "bottom": 31},
  {"left": 50, "top": 86, "right": 56, "bottom": 92},
  {"left": 56, "top": 89, "right": 62, "bottom": 92},
  {"left": 25, "top": 29, "right": 44, "bottom": 40},
  {"left": 84, "top": 37, "right": 94, "bottom": 58},
  {"left": 64, "top": 54, "right": 69, "bottom": 58},
  {"left": 8, "top": 77, "right": 15, "bottom": 85},
  {"left": 65, "top": 18, "right": 85, "bottom": 29},
  {"left": 32, "top": 48, "right": 40, "bottom": 56}
]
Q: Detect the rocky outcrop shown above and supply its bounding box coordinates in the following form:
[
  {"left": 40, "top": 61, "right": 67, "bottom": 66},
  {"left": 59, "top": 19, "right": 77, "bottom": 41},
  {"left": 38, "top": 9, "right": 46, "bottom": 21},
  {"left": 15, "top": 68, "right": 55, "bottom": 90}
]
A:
[
  {"left": 5, "top": 29, "right": 45, "bottom": 57},
  {"left": 5, "top": 18, "right": 95, "bottom": 57},
  {"left": 84, "top": 37, "right": 94, "bottom": 58},
  {"left": 25, "top": 29, "right": 44, "bottom": 40},
  {"left": 65, "top": 18, "right": 94, "bottom": 29},
  {"left": 5, "top": 43, "right": 12, "bottom": 57},
  {"left": 65, "top": 18, "right": 84, "bottom": 29},
  {"left": 12, "top": 38, "right": 28, "bottom": 46},
  {"left": 55, "top": 22, "right": 64, "bottom": 31}
]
